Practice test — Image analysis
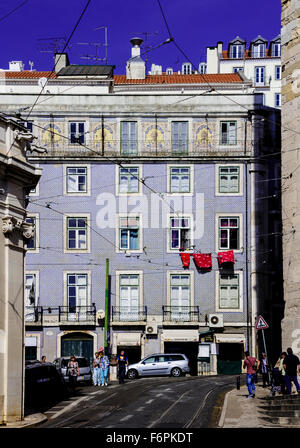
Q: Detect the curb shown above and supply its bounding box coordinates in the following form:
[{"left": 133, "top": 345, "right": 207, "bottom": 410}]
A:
[
  {"left": 1, "top": 413, "right": 48, "bottom": 429},
  {"left": 218, "top": 388, "right": 230, "bottom": 427}
]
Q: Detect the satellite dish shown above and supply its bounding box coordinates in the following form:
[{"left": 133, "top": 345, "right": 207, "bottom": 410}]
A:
[{"left": 38, "top": 77, "right": 48, "bottom": 88}]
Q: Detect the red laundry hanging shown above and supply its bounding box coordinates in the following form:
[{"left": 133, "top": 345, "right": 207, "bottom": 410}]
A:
[
  {"left": 193, "top": 253, "right": 212, "bottom": 269},
  {"left": 180, "top": 253, "right": 191, "bottom": 268},
  {"left": 218, "top": 250, "right": 235, "bottom": 265}
]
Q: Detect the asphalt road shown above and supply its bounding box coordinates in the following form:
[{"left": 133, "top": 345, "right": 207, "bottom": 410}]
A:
[{"left": 38, "top": 375, "right": 236, "bottom": 428}]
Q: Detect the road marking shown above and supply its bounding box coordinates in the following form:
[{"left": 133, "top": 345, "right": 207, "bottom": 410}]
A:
[
  {"left": 120, "top": 415, "right": 133, "bottom": 422},
  {"left": 184, "top": 388, "right": 215, "bottom": 428},
  {"left": 146, "top": 399, "right": 154, "bottom": 404},
  {"left": 155, "top": 393, "right": 163, "bottom": 397},
  {"left": 148, "top": 391, "right": 190, "bottom": 428},
  {"left": 137, "top": 406, "right": 145, "bottom": 412},
  {"left": 89, "top": 390, "right": 105, "bottom": 395}
]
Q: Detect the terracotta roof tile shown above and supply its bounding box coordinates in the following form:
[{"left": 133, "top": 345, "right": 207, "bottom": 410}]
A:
[
  {"left": 113, "top": 73, "right": 243, "bottom": 85},
  {"left": 0, "top": 71, "right": 56, "bottom": 78}
]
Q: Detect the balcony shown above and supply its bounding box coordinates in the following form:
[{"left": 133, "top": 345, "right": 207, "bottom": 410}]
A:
[
  {"left": 162, "top": 306, "right": 199, "bottom": 324},
  {"left": 25, "top": 305, "right": 97, "bottom": 326},
  {"left": 25, "top": 306, "right": 43, "bottom": 325},
  {"left": 111, "top": 306, "right": 147, "bottom": 324}
]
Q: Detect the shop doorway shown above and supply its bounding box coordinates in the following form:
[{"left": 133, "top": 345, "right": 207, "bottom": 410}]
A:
[
  {"left": 25, "top": 346, "right": 37, "bottom": 361},
  {"left": 217, "top": 343, "right": 243, "bottom": 374},
  {"left": 61, "top": 333, "right": 94, "bottom": 367},
  {"left": 164, "top": 342, "right": 198, "bottom": 376},
  {"left": 117, "top": 346, "right": 141, "bottom": 365}
]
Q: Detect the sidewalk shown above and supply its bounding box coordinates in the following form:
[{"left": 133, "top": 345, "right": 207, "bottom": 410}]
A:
[
  {"left": 219, "top": 384, "right": 277, "bottom": 428},
  {"left": 0, "top": 413, "right": 47, "bottom": 428}
]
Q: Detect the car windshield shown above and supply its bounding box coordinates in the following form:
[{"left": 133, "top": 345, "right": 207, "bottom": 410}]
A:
[{"left": 61, "top": 358, "right": 89, "bottom": 368}]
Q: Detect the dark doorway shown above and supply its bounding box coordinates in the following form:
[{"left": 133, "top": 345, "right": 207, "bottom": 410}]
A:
[
  {"left": 25, "top": 346, "right": 37, "bottom": 361},
  {"left": 164, "top": 342, "right": 198, "bottom": 376},
  {"left": 61, "top": 333, "right": 94, "bottom": 367},
  {"left": 217, "top": 343, "right": 243, "bottom": 374},
  {"left": 117, "top": 346, "right": 141, "bottom": 365}
]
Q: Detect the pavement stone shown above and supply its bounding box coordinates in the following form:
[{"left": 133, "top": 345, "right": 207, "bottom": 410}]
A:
[{"left": 219, "top": 385, "right": 299, "bottom": 428}]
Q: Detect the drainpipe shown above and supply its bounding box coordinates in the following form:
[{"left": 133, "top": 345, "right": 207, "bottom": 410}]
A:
[
  {"left": 245, "top": 117, "right": 250, "bottom": 353},
  {"left": 104, "top": 258, "right": 109, "bottom": 354}
]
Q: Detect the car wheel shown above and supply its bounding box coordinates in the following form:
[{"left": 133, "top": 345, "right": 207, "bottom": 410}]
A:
[
  {"left": 171, "top": 367, "right": 181, "bottom": 377},
  {"left": 127, "top": 369, "right": 138, "bottom": 380}
]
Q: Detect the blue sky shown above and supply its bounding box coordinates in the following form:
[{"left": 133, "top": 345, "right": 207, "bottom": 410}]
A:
[{"left": 0, "top": 0, "right": 281, "bottom": 73}]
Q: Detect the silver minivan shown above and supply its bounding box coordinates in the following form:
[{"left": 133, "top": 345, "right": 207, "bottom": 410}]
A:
[
  {"left": 127, "top": 353, "right": 190, "bottom": 379},
  {"left": 53, "top": 356, "right": 92, "bottom": 384}
]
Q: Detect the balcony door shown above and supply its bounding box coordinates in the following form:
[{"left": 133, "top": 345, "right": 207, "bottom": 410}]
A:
[
  {"left": 67, "top": 274, "right": 88, "bottom": 321},
  {"left": 25, "top": 273, "right": 37, "bottom": 322},
  {"left": 119, "top": 274, "right": 139, "bottom": 321},
  {"left": 170, "top": 274, "right": 190, "bottom": 321}
]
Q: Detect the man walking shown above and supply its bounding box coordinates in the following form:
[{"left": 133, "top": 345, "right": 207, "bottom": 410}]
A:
[
  {"left": 259, "top": 352, "right": 270, "bottom": 388},
  {"left": 283, "top": 347, "right": 300, "bottom": 395},
  {"left": 117, "top": 350, "right": 128, "bottom": 384},
  {"left": 244, "top": 351, "right": 260, "bottom": 398}
]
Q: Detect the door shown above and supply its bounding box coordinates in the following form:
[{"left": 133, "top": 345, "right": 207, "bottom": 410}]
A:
[
  {"left": 119, "top": 274, "right": 139, "bottom": 321},
  {"left": 217, "top": 343, "right": 243, "bottom": 374},
  {"left": 170, "top": 274, "right": 190, "bottom": 321},
  {"left": 25, "top": 273, "right": 37, "bottom": 322},
  {"left": 139, "top": 355, "right": 159, "bottom": 376},
  {"left": 61, "top": 333, "right": 94, "bottom": 366},
  {"left": 155, "top": 355, "right": 171, "bottom": 375}
]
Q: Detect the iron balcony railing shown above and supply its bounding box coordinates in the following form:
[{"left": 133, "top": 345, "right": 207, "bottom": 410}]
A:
[
  {"left": 112, "top": 306, "right": 147, "bottom": 322},
  {"left": 162, "top": 305, "right": 200, "bottom": 322},
  {"left": 59, "top": 304, "right": 97, "bottom": 324},
  {"left": 25, "top": 306, "right": 43, "bottom": 324}
]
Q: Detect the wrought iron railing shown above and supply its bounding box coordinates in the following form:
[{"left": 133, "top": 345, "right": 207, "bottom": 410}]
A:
[
  {"left": 162, "top": 305, "right": 199, "bottom": 322},
  {"left": 59, "top": 304, "right": 96, "bottom": 324},
  {"left": 25, "top": 306, "right": 43, "bottom": 324},
  {"left": 112, "top": 306, "right": 147, "bottom": 322}
]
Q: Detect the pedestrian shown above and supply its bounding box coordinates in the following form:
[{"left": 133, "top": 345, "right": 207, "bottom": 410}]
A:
[
  {"left": 283, "top": 347, "right": 300, "bottom": 395},
  {"left": 67, "top": 355, "right": 80, "bottom": 393},
  {"left": 93, "top": 351, "right": 101, "bottom": 386},
  {"left": 278, "top": 352, "right": 287, "bottom": 394},
  {"left": 259, "top": 352, "right": 270, "bottom": 388},
  {"left": 99, "top": 348, "right": 110, "bottom": 386},
  {"left": 41, "top": 355, "right": 46, "bottom": 363},
  {"left": 243, "top": 351, "right": 260, "bottom": 398},
  {"left": 117, "top": 350, "right": 128, "bottom": 384}
]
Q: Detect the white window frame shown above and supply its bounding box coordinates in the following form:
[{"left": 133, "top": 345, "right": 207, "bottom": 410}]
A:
[
  {"left": 116, "top": 270, "right": 143, "bottom": 308},
  {"left": 25, "top": 271, "right": 39, "bottom": 323},
  {"left": 182, "top": 63, "right": 192, "bottom": 74},
  {"left": 29, "top": 163, "right": 40, "bottom": 197},
  {"left": 64, "top": 213, "right": 90, "bottom": 253},
  {"left": 167, "top": 164, "right": 194, "bottom": 196},
  {"left": 167, "top": 213, "right": 194, "bottom": 253},
  {"left": 275, "top": 65, "right": 281, "bottom": 81},
  {"left": 233, "top": 67, "right": 244, "bottom": 73},
  {"left": 230, "top": 44, "right": 243, "bottom": 59},
  {"left": 219, "top": 121, "right": 237, "bottom": 146},
  {"left": 63, "top": 164, "right": 91, "bottom": 196},
  {"left": 63, "top": 271, "right": 91, "bottom": 310},
  {"left": 252, "top": 43, "right": 266, "bottom": 58},
  {"left": 25, "top": 213, "right": 39, "bottom": 254},
  {"left": 115, "top": 164, "right": 143, "bottom": 196},
  {"left": 215, "top": 270, "right": 243, "bottom": 312},
  {"left": 215, "top": 164, "right": 243, "bottom": 197},
  {"left": 272, "top": 43, "right": 281, "bottom": 57},
  {"left": 116, "top": 213, "right": 143, "bottom": 254},
  {"left": 255, "top": 66, "right": 265, "bottom": 85},
  {"left": 215, "top": 213, "right": 243, "bottom": 253},
  {"left": 25, "top": 333, "right": 41, "bottom": 361},
  {"left": 69, "top": 121, "right": 86, "bottom": 145},
  {"left": 167, "top": 271, "right": 194, "bottom": 307}
]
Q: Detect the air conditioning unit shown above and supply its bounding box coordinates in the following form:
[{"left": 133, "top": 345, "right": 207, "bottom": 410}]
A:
[
  {"left": 209, "top": 314, "right": 224, "bottom": 328},
  {"left": 146, "top": 322, "right": 158, "bottom": 335},
  {"left": 96, "top": 309, "right": 105, "bottom": 320}
]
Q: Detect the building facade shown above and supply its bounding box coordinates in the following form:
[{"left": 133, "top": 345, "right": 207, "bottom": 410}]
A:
[
  {"left": 206, "top": 35, "right": 281, "bottom": 109},
  {"left": 281, "top": 0, "right": 300, "bottom": 356},
  {"left": 0, "top": 39, "right": 281, "bottom": 376}
]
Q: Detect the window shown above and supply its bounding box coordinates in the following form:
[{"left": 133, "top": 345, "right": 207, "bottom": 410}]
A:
[
  {"left": 272, "top": 43, "right": 281, "bottom": 57},
  {"left": 121, "top": 121, "right": 137, "bottom": 155},
  {"left": 275, "top": 66, "right": 281, "bottom": 80},
  {"left": 170, "top": 167, "right": 190, "bottom": 193},
  {"left": 218, "top": 166, "right": 240, "bottom": 194},
  {"left": 66, "top": 217, "right": 87, "bottom": 250},
  {"left": 25, "top": 216, "right": 36, "bottom": 250},
  {"left": 119, "top": 217, "right": 140, "bottom": 250},
  {"left": 220, "top": 122, "right": 237, "bottom": 145},
  {"left": 252, "top": 44, "right": 266, "bottom": 58},
  {"left": 170, "top": 274, "right": 190, "bottom": 319},
  {"left": 25, "top": 273, "right": 38, "bottom": 322},
  {"left": 275, "top": 93, "right": 281, "bottom": 107},
  {"left": 233, "top": 67, "right": 244, "bottom": 73},
  {"left": 67, "top": 274, "right": 88, "bottom": 313},
  {"left": 119, "top": 166, "right": 139, "bottom": 193},
  {"left": 219, "top": 274, "right": 240, "bottom": 309},
  {"left": 66, "top": 167, "right": 87, "bottom": 193},
  {"left": 172, "top": 122, "right": 188, "bottom": 153},
  {"left": 255, "top": 67, "right": 265, "bottom": 85},
  {"left": 170, "top": 217, "right": 191, "bottom": 250},
  {"left": 166, "top": 68, "right": 173, "bottom": 75},
  {"left": 218, "top": 217, "right": 240, "bottom": 250},
  {"left": 182, "top": 63, "right": 192, "bottom": 74},
  {"left": 19, "top": 120, "right": 33, "bottom": 132},
  {"left": 144, "top": 356, "right": 156, "bottom": 364},
  {"left": 230, "top": 45, "right": 243, "bottom": 59},
  {"left": 69, "top": 122, "right": 85, "bottom": 144},
  {"left": 199, "top": 63, "right": 207, "bottom": 74},
  {"left": 119, "top": 274, "right": 140, "bottom": 320}
]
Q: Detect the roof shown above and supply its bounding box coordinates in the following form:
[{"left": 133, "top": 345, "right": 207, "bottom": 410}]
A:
[
  {"left": 57, "top": 65, "right": 115, "bottom": 77},
  {"left": 1, "top": 71, "right": 56, "bottom": 78},
  {"left": 222, "top": 49, "right": 275, "bottom": 59},
  {"left": 114, "top": 73, "right": 243, "bottom": 85}
]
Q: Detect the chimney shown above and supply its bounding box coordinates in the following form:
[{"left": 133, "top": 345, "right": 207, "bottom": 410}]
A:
[
  {"left": 54, "top": 53, "right": 70, "bottom": 73},
  {"left": 126, "top": 38, "right": 146, "bottom": 80},
  {"left": 9, "top": 61, "right": 24, "bottom": 71}
]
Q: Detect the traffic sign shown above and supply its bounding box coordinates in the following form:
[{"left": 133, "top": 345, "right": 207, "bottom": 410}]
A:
[{"left": 256, "top": 315, "right": 269, "bottom": 330}]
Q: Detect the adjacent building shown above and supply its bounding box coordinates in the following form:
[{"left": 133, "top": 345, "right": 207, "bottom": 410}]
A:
[{"left": 0, "top": 38, "right": 282, "bottom": 376}]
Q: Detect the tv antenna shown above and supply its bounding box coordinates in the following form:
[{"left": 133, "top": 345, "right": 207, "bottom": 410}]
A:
[
  {"left": 93, "top": 26, "right": 108, "bottom": 64},
  {"left": 133, "top": 31, "right": 159, "bottom": 70},
  {"left": 77, "top": 42, "right": 105, "bottom": 64},
  {"left": 37, "top": 36, "right": 71, "bottom": 57}
]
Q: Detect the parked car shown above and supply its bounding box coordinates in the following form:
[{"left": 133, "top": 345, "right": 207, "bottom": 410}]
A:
[
  {"left": 127, "top": 353, "right": 190, "bottom": 379},
  {"left": 25, "top": 360, "right": 67, "bottom": 409},
  {"left": 53, "top": 356, "right": 92, "bottom": 384}
]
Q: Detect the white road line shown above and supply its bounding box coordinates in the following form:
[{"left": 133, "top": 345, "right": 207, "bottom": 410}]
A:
[
  {"left": 146, "top": 399, "right": 154, "bottom": 404},
  {"left": 137, "top": 406, "right": 145, "bottom": 412},
  {"left": 49, "top": 395, "right": 90, "bottom": 419},
  {"left": 148, "top": 391, "right": 190, "bottom": 428},
  {"left": 155, "top": 393, "right": 163, "bottom": 397},
  {"left": 120, "top": 415, "right": 133, "bottom": 422}
]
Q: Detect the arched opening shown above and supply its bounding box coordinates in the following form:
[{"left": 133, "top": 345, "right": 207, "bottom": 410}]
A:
[{"left": 61, "top": 332, "right": 94, "bottom": 366}]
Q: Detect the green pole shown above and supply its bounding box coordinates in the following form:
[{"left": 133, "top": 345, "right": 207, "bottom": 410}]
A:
[{"left": 104, "top": 258, "right": 109, "bottom": 354}]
